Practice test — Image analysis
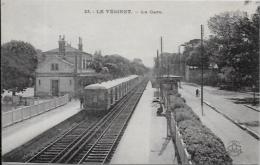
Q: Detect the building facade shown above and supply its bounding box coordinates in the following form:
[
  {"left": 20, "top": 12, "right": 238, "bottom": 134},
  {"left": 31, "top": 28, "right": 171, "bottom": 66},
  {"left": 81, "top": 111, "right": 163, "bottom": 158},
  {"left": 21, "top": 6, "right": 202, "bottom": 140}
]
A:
[{"left": 35, "top": 35, "right": 97, "bottom": 97}]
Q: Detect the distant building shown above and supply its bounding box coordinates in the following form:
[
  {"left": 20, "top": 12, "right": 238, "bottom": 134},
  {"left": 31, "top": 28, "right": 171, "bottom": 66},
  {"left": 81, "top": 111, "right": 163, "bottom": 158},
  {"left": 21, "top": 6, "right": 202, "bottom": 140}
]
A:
[{"left": 35, "top": 35, "right": 97, "bottom": 97}]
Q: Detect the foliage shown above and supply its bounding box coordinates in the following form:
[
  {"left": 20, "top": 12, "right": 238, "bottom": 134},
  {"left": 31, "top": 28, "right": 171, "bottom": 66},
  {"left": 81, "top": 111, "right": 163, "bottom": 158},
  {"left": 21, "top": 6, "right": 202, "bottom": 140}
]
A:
[
  {"left": 170, "top": 96, "right": 232, "bottom": 164},
  {"left": 207, "top": 9, "right": 259, "bottom": 88},
  {"left": 179, "top": 120, "right": 232, "bottom": 165},
  {"left": 170, "top": 96, "right": 186, "bottom": 110},
  {"left": 91, "top": 53, "right": 149, "bottom": 78},
  {"left": 1, "top": 40, "right": 38, "bottom": 95},
  {"left": 176, "top": 8, "right": 259, "bottom": 90}
]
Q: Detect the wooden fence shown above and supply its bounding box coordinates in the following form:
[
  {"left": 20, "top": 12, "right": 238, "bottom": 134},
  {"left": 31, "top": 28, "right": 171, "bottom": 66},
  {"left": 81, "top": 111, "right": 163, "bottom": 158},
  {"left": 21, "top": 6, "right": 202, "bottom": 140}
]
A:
[
  {"left": 2, "top": 94, "right": 69, "bottom": 128},
  {"left": 169, "top": 112, "right": 192, "bottom": 165}
]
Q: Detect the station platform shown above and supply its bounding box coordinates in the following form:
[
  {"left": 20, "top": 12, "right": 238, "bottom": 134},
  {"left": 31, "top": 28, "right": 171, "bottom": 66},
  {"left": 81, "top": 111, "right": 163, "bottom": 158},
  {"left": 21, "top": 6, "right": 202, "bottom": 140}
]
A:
[
  {"left": 2, "top": 100, "right": 81, "bottom": 155},
  {"left": 111, "top": 81, "right": 177, "bottom": 164}
]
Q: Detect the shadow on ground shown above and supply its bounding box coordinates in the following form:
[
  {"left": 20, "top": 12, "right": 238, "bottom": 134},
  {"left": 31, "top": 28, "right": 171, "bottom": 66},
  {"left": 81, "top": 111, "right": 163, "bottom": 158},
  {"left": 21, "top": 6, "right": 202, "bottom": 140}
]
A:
[{"left": 228, "top": 97, "right": 259, "bottom": 106}]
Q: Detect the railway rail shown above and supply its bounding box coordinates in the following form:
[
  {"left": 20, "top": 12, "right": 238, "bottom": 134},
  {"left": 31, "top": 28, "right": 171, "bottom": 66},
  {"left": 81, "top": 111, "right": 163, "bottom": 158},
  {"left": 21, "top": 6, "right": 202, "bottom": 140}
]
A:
[{"left": 26, "top": 79, "right": 148, "bottom": 164}]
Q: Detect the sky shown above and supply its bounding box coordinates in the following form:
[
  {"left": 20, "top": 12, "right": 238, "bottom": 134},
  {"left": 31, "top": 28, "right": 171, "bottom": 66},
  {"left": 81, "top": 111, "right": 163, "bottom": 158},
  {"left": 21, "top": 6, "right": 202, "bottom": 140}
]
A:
[{"left": 1, "top": 0, "right": 258, "bottom": 67}]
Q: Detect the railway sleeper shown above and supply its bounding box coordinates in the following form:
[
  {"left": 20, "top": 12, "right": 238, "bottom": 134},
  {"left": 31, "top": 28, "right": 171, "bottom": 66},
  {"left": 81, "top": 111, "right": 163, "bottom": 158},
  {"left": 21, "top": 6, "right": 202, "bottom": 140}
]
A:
[
  {"left": 59, "top": 139, "right": 75, "bottom": 142},
  {"left": 96, "top": 143, "right": 113, "bottom": 145},
  {"left": 86, "top": 157, "right": 106, "bottom": 161},
  {"left": 89, "top": 153, "right": 108, "bottom": 156},
  {"left": 53, "top": 143, "right": 71, "bottom": 146},
  {"left": 42, "top": 150, "right": 60, "bottom": 153},
  {"left": 84, "top": 159, "right": 103, "bottom": 163},
  {"left": 36, "top": 157, "right": 53, "bottom": 161},
  {"left": 94, "top": 146, "right": 112, "bottom": 149},
  {"left": 38, "top": 154, "right": 55, "bottom": 158},
  {"left": 105, "top": 132, "right": 120, "bottom": 135},
  {"left": 91, "top": 149, "right": 110, "bottom": 152},
  {"left": 32, "top": 160, "right": 49, "bottom": 163},
  {"left": 49, "top": 146, "right": 66, "bottom": 150},
  {"left": 45, "top": 148, "right": 64, "bottom": 152},
  {"left": 42, "top": 152, "right": 59, "bottom": 155},
  {"left": 91, "top": 151, "right": 108, "bottom": 154},
  {"left": 102, "top": 135, "right": 118, "bottom": 138},
  {"left": 64, "top": 134, "right": 80, "bottom": 138},
  {"left": 96, "top": 143, "right": 114, "bottom": 145},
  {"left": 98, "top": 139, "right": 114, "bottom": 142},
  {"left": 87, "top": 155, "right": 107, "bottom": 158},
  {"left": 85, "top": 157, "right": 104, "bottom": 161}
]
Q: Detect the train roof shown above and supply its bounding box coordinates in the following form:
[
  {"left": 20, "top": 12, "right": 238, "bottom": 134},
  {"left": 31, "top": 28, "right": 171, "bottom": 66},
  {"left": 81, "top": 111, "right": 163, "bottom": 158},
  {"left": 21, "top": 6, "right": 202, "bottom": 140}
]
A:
[{"left": 84, "top": 75, "right": 138, "bottom": 90}]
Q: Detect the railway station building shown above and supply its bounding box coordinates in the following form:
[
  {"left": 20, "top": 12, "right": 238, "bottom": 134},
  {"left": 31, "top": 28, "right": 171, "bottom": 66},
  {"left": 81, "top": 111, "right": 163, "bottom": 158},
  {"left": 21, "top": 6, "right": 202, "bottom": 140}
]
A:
[{"left": 35, "top": 35, "right": 99, "bottom": 98}]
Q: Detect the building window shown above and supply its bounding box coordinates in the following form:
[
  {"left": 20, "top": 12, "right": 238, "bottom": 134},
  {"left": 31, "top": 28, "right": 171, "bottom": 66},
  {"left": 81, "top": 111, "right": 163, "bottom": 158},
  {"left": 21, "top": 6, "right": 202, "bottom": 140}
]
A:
[
  {"left": 51, "top": 63, "right": 59, "bottom": 71},
  {"left": 86, "top": 60, "right": 90, "bottom": 68},
  {"left": 55, "top": 64, "right": 58, "bottom": 70},
  {"left": 83, "top": 59, "right": 86, "bottom": 69},
  {"left": 39, "top": 79, "right": 41, "bottom": 86},
  {"left": 51, "top": 64, "right": 55, "bottom": 70},
  {"left": 70, "top": 80, "right": 72, "bottom": 85}
]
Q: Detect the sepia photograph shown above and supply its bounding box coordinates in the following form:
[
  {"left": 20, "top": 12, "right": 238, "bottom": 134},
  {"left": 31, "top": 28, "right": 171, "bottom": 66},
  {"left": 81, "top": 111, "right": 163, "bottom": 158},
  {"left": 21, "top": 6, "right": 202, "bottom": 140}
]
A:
[{"left": 1, "top": 0, "right": 259, "bottom": 164}]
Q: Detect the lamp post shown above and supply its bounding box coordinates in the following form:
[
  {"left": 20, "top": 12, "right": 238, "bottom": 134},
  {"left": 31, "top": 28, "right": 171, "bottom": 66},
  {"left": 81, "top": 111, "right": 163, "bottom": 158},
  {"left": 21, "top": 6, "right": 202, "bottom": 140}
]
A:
[
  {"left": 201, "top": 24, "right": 204, "bottom": 116},
  {"left": 178, "top": 44, "right": 186, "bottom": 88}
]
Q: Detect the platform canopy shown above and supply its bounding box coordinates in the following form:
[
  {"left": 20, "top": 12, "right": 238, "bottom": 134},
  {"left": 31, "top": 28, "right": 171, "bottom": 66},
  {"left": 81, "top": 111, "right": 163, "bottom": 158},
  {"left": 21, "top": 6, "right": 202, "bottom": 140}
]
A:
[{"left": 156, "top": 75, "right": 182, "bottom": 83}]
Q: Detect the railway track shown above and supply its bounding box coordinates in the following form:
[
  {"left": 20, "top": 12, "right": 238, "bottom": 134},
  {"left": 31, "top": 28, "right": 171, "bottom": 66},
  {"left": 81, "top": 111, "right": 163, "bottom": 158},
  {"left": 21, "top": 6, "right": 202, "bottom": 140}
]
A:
[{"left": 26, "top": 79, "right": 148, "bottom": 164}]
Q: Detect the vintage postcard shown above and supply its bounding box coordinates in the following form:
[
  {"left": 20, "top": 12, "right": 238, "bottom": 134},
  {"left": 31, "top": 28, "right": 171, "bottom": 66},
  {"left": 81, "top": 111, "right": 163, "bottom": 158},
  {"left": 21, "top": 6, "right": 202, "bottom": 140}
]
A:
[{"left": 1, "top": 0, "right": 259, "bottom": 164}]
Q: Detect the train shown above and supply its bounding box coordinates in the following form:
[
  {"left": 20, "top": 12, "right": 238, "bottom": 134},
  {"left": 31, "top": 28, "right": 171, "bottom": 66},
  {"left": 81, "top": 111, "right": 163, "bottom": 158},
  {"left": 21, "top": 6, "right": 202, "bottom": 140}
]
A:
[{"left": 83, "top": 75, "right": 140, "bottom": 112}]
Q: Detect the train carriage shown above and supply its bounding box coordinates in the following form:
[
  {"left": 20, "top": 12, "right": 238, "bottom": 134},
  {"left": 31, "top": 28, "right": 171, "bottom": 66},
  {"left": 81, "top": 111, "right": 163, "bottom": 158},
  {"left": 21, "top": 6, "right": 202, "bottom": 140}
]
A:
[{"left": 84, "top": 75, "right": 139, "bottom": 112}]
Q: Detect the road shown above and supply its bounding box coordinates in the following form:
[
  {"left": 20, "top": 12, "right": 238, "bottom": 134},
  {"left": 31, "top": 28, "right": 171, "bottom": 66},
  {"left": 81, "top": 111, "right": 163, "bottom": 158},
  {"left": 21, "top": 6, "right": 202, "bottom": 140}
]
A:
[
  {"left": 179, "top": 83, "right": 259, "bottom": 164},
  {"left": 182, "top": 82, "right": 259, "bottom": 133}
]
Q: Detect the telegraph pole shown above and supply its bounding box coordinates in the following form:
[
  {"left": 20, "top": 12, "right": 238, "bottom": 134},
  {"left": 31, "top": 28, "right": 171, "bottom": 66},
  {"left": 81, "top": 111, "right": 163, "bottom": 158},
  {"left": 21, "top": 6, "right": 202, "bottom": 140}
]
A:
[
  {"left": 178, "top": 46, "right": 181, "bottom": 76},
  {"left": 201, "top": 25, "right": 204, "bottom": 116},
  {"left": 160, "top": 36, "right": 163, "bottom": 100},
  {"left": 157, "top": 50, "right": 160, "bottom": 99},
  {"left": 161, "top": 36, "right": 163, "bottom": 54}
]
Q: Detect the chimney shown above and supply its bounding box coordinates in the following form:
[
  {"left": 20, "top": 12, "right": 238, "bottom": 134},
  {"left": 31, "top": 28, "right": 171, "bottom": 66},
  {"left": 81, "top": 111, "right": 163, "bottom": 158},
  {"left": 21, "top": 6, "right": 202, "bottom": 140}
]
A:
[
  {"left": 78, "top": 37, "right": 83, "bottom": 51},
  {"left": 58, "top": 35, "right": 66, "bottom": 56}
]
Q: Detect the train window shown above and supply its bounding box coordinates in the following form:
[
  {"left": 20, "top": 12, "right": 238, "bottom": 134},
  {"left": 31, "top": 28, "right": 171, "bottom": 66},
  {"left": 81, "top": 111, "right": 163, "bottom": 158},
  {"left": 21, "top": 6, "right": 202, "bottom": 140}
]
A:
[
  {"left": 99, "top": 93, "right": 104, "bottom": 100},
  {"left": 110, "top": 90, "right": 113, "bottom": 104},
  {"left": 93, "top": 96, "right": 98, "bottom": 103},
  {"left": 115, "top": 87, "right": 118, "bottom": 100}
]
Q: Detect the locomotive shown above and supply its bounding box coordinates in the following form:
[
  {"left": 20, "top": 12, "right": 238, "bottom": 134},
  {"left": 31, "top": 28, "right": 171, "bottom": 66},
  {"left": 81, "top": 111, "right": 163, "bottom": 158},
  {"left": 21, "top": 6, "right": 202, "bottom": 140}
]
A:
[{"left": 83, "top": 75, "right": 140, "bottom": 112}]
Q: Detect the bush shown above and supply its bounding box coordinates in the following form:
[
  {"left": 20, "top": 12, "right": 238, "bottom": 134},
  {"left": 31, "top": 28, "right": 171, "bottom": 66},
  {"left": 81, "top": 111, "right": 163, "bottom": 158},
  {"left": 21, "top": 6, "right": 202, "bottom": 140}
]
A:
[
  {"left": 171, "top": 96, "right": 232, "bottom": 165},
  {"left": 170, "top": 97, "right": 186, "bottom": 110},
  {"left": 174, "top": 107, "right": 201, "bottom": 123},
  {"left": 179, "top": 120, "right": 232, "bottom": 165},
  {"left": 175, "top": 111, "right": 193, "bottom": 123}
]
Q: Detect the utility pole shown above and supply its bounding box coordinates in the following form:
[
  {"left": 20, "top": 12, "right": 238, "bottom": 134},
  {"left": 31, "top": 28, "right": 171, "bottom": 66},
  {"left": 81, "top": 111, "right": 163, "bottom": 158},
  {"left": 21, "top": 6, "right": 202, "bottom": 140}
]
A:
[
  {"left": 161, "top": 36, "right": 163, "bottom": 54},
  {"left": 178, "top": 46, "right": 181, "bottom": 76},
  {"left": 160, "top": 36, "right": 163, "bottom": 100},
  {"left": 201, "top": 25, "right": 204, "bottom": 116},
  {"left": 167, "top": 55, "right": 170, "bottom": 77},
  {"left": 157, "top": 50, "right": 160, "bottom": 99}
]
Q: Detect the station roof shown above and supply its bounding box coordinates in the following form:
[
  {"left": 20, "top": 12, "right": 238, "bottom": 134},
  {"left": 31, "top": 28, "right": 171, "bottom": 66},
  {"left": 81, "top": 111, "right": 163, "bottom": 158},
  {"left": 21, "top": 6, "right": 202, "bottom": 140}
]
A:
[
  {"left": 159, "top": 75, "right": 182, "bottom": 78},
  {"left": 157, "top": 75, "right": 182, "bottom": 83},
  {"left": 85, "top": 75, "right": 138, "bottom": 90}
]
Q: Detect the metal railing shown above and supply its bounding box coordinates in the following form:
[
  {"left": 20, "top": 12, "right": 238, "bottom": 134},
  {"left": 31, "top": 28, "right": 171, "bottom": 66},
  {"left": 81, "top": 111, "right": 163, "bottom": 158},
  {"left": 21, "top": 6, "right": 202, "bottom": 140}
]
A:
[{"left": 2, "top": 94, "right": 69, "bottom": 128}]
